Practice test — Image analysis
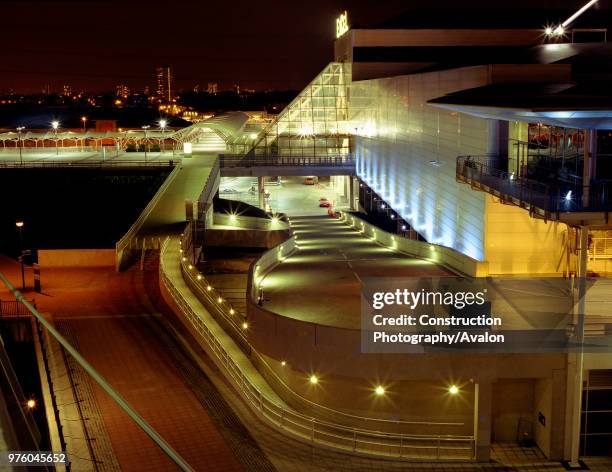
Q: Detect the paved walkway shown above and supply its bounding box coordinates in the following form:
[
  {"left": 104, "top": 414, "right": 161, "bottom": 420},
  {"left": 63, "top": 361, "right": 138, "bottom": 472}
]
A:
[
  {"left": 140, "top": 154, "right": 218, "bottom": 234},
  {"left": 262, "top": 215, "right": 450, "bottom": 329},
  {"left": 0, "top": 257, "right": 256, "bottom": 472}
]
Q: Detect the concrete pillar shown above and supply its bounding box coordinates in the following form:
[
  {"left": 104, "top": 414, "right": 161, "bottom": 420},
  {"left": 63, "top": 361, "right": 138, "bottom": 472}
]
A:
[
  {"left": 474, "top": 381, "right": 492, "bottom": 461},
  {"left": 258, "top": 176, "right": 265, "bottom": 209},
  {"left": 349, "top": 177, "right": 356, "bottom": 210},
  {"left": 582, "top": 130, "right": 597, "bottom": 208},
  {"left": 564, "top": 225, "right": 588, "bottom": 466}
]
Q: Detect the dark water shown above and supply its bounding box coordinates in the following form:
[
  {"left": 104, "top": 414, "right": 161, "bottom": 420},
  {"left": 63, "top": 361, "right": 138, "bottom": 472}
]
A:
[{"left": 0, "top": 167, "right": 171, "bottom": 258}]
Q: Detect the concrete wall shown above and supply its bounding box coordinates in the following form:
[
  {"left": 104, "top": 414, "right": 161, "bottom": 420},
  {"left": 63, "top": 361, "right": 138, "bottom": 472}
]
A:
[
  {"left": 484, "top": 195, "right": 569, "bottom": 275},
  {"left": 39, "top": 249, "right": 115, "bottom": 268},
  {"left": 341, "top": 212, "right": 488, "bottom": 276},
  {"left": 206, "top": 228, "right": 289, "bottom": 249},
  {"left": 492, "top": 379, "right": 535, "bottom": 442},
  {"left": 350, "top": 66, "right": 493, "bottom": 262}
]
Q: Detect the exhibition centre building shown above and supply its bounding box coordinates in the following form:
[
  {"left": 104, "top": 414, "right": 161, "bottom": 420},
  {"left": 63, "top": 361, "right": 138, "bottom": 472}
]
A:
[
  {"left": 215, "top": 8, "right": 612, "bottom": 463},
  {"left": 3, "top": 7, "right": 612, "bottom": 470}
]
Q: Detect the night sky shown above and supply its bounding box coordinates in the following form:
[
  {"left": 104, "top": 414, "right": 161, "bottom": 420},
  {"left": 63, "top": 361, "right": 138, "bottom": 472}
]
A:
[{"left": 1, "top": 0, "right": 608, "bottom": 94}]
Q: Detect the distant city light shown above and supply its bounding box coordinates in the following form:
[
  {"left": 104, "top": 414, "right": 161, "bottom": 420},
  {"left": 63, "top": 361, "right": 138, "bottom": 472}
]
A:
[
  {"left": 159, "top": 119, "right": 167, "bottom": 129},
  {"left": 51, "top": 121, "right": 59, "bottom": 130},
  {"left": 565, "top": 190, "right": 573, "bottom": 201},
  {"left": 241, "top": 322, "right": 249, "bottom": 329},
  {"left": 374, "top": 385, "right": 385, "bottom": 396},
  {"left": 401, "top": 225, "right": 407, "bottom": 231},
  {"left": 281, "top": 361, "right": 287, "bottom": 366},
  {"left": 554, "top": 25, "right": 565, "bottom": 36},
  {"left": 26, "top": 399, "right": 36, "bottom": 409},
  {"left": 448, "top": 385, "right": 459, "bottom": 395},
  {"left": 544, "top": 26, "right": 554, "bottom": 35},
  {"left": 309, "top": 375, "right": 319, "bottom": 385},
  {"left": 15, "top": 221, "right": 24, "bottom": 228}
]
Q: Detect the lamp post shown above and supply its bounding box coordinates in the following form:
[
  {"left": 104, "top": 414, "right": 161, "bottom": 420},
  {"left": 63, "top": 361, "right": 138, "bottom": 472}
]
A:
[
  {"left": 16, "top": 126, "right": 25, "bottom": 165},
  {"left": 81, "top": 116, "right": 87, "bottom": 152},
  {"left": 51, "top": 121, "right": 59, "bottom": 156},
  {"left": 159, "top": 119, "right": 167, "bottom": 154},
  {"left": 142, "top": 125, "right": 150, "bottom": 163},
  {"left": 15, "top": 221, "right": 25, "bottom": 290}
]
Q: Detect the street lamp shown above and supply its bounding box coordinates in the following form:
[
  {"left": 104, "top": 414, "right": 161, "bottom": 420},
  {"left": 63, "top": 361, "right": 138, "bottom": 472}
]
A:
[
  {"left": 142, "top": 125, "right": 150, "bottom": 162},
  {"left": 81, "top": 117, "right": 87, "bottom": 152},
  {"left": 51, "top": 121, "right": 59, "bottom": 155},
  {"left": 159, "top": 119, "right": 167, "bottom": 153},
  {"left": 16, "top": 126, "right": 25, "bottom": 165},
  {"left": 15, "top": 221, "right": 25, "bottom": 290}
]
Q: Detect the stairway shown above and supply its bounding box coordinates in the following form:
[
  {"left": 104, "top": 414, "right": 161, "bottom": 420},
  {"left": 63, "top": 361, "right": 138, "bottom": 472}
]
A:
[{"left": 193, "top": 129, "right": 226, "bottom": 152}]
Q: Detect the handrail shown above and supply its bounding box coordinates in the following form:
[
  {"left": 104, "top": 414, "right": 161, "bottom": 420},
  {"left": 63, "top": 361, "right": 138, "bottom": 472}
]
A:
[
  {"left": 181, "top": 223, "right": 470, "bottom": 430},
  {"left": 219, "top": 154, "right": 355, "bottom": 168},
  {"left": 0, "top": 273, "right": 195, "bottom": 472},
  {"left": 590, "top": 238, "right": 612, "bottom": 260},
  {"left": 0, "top": 160, "right": 177, "bottom": 169},
  {"left": 115, "top": 163, "right": 181, "bottom": 270},
  {"left": 196, "top": 158, "right": 220, "bottom": 221},
  {"left": 160, "top": 238, "right": 474, "bottom": 460},
  {"left": 456, "top": 155, "right": 612, "bottom": 216}
]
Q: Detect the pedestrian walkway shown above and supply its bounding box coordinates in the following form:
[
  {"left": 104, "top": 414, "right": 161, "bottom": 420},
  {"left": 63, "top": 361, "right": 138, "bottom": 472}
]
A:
[
  {"left": 0, "top": 258, "right": 251, "bottom": 471},
  {"left": 140, "top": 154, "right": 218, "bottom": 233},
  {"left": 262, "top": 215, "right": 450, "bottom": 329}
]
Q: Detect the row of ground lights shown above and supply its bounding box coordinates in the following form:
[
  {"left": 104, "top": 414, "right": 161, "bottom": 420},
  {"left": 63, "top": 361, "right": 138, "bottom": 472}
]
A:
[
  {"left": 348, "top": 214, "right": 437, "bottom": 257},
  {"left": 301, "top": 372, "right": 461, "bottom": 397},
  {"left": 179, "top": 238, "right": 249, "bottom": 331}
]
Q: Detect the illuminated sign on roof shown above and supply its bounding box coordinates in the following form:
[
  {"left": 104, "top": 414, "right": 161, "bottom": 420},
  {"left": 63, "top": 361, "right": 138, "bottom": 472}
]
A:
[{"left": 336, "top": 11, "right": 349, "bottom": 39}]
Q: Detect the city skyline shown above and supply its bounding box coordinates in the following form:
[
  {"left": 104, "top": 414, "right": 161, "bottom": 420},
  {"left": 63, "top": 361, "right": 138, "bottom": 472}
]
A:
[{"left": 1, "top": 0, "right": 604, "bottom": 94}]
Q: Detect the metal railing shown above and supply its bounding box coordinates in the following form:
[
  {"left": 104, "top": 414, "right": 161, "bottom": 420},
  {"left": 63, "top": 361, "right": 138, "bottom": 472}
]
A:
[
  {"left": 0, "top": 273, "right": 194, "bottom": 471},
  {"left": 196, "top": 158, "right": 220, "bottom": 222},
  {"left": 159, "top": 238, "right": 475, "bottom": 460},
  {"left": 0, "top": 160, "right": 177, "bottom": 169},
  {"left": 0, "top": 299, "right": 34, "bottom": 319},
  {"left": 115, "top": 163, "right": 181, "bottom": 270},
  {"left": 591, "top": 238, "right": 612, "bottom": 260},
  {"left": 456, "top": 156, "right": 612, "bottom": 219},
  {"left": 219, "top": 154, "right": 355, "bottom": 168}
]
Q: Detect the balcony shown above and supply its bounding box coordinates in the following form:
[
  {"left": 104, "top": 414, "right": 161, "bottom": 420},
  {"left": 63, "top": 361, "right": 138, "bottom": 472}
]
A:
[{"left": 456, "top": 156, "right": 612, "bottom": 227}]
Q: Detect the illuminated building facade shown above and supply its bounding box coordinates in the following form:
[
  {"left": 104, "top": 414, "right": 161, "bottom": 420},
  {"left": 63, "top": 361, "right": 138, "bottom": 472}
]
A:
[
  {"left": 116, "top": 84, "right": 130, "bottom": 100},
  {"left": 214, "top": 9, "right": 612, "bottom": 463},
  {"left": 156, "top": 65, "right": 173, "bottom": 104}
]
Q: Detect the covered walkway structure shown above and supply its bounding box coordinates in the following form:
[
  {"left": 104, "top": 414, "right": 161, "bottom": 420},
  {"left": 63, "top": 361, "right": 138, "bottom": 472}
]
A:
[{"left": 0, "top": 112, "right": 248, "bottom": 153}]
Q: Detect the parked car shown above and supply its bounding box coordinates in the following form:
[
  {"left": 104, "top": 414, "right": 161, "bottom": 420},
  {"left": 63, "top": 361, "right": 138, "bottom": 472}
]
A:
[
  {"left": 319, "top": 198, "right": 331, "bottom": 207},
  {"left": 304, "top": 177, "right": 316, "bottom": 185}
]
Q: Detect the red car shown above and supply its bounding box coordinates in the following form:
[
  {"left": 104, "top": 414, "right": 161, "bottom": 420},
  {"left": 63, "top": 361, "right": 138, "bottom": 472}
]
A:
[{"left": 319, "top": 198, "right": 331, "bottom": 207}]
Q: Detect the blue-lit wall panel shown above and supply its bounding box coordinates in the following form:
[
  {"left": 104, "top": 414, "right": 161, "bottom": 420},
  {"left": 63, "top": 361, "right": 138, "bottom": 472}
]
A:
[{"left": 350, "top": 67, "right": 493, "bottom": 261}]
